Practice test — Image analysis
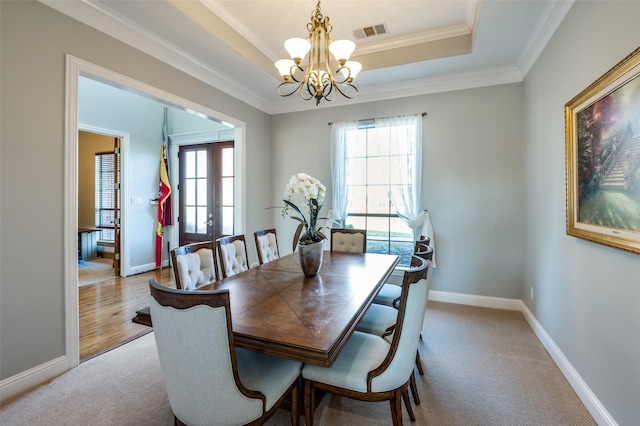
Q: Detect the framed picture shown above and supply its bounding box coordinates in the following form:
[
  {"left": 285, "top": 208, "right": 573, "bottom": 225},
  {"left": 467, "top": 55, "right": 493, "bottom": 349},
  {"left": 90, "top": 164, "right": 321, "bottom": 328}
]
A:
[{"left": 565, "top": 47, "right": 640, "bottom": 255}]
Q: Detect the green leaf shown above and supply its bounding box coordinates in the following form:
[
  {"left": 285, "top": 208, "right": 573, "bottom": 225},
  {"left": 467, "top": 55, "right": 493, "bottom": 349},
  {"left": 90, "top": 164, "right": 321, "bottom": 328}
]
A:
[
  {"left": 283, "top": 199, "right": 306, "bottom": 222},
  {"left": 292, "top": 223, "right": 304, "bottom": 251}
]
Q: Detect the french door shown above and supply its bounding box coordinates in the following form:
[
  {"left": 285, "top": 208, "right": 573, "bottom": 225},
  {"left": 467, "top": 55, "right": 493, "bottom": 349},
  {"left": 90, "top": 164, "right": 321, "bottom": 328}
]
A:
[{"left": 178, "top": 141, "right": 234, "bottom": 245}]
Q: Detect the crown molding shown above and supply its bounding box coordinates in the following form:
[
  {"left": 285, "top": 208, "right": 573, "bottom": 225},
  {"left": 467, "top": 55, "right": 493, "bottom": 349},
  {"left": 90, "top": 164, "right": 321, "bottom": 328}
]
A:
[
  {"left": 39, "top": 0, "right": 566, "bottom": 116},
  {"left": 518, "top": 0, "right": 575, "bottom": 77},
  {"left": 266, "top": 65, "right": 523, "bottom": 115},
  {"left": 200, "top": 0, "right": 281, "bottom": 61},
  {"left": 38, "top": 0, "right": 270, "bottom": 112},
  {"left": 356, "top": 24, "right": 471, "bottom": 56}
]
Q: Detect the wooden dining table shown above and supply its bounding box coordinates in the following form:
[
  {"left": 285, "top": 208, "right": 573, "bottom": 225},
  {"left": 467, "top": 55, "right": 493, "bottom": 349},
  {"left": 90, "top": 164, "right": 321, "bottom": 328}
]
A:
[{"left": 200, "top": 250, "right": 399, "bottom": 367}]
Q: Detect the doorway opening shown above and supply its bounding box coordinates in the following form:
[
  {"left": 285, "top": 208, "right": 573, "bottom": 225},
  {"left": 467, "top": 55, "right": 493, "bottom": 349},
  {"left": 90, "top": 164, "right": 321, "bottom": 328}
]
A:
[
  {"left": 65, "top": 54, "right": 246, "bottom": 367},
  {"left": 78, "top": 130, "right": 122, "bottom": 287}
]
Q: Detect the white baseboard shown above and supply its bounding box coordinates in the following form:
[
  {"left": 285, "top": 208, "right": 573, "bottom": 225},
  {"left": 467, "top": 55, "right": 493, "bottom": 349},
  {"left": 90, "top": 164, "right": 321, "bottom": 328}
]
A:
[
  {"left": 124, "top": 261, "right": 165, "bottom": 277},
  {"left": 520, "top": 302, "right": 617, "bottom": 426},
  {"left": 0, "top": 355, "right": 69, "bottom": 403},
  {"left": 428, "top": 290, "right": 522, "bottom": 310},
  {"left": 428, "top": 290, "right": 616, "bottom": 425}
]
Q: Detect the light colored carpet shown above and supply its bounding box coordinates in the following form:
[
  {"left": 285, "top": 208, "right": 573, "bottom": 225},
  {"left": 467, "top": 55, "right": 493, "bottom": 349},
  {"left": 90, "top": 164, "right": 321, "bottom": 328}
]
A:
[
  {"left": 78, "top": 258, "right": 115, "bottom": 286},
  {"left": 0, "top": 302, "right": 596, "bottom": 425}
]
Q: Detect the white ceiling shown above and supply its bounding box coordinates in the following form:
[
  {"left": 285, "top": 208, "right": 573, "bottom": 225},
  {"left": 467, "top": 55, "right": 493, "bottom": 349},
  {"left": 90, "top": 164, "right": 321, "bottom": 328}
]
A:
[{"left": 42, "top": 0, "right": 574, "bottom": 115}]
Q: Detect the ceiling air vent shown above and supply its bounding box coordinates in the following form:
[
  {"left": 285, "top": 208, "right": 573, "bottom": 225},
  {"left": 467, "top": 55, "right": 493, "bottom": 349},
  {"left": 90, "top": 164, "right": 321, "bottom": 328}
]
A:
[{"left": 353, "top": 23, "right": 388, "bottom": 40}]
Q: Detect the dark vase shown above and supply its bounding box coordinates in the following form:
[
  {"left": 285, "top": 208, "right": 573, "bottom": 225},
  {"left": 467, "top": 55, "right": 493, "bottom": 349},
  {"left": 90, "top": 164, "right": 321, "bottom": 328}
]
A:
[{"left": 298, "top": 240, "right": 324, "bottom": 277}]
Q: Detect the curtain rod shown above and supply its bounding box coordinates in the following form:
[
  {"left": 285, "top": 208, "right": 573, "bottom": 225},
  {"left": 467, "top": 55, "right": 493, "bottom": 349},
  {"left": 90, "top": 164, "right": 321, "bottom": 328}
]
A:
[{"left": 328, "top": 112, "right": 426, "bottom": 126}]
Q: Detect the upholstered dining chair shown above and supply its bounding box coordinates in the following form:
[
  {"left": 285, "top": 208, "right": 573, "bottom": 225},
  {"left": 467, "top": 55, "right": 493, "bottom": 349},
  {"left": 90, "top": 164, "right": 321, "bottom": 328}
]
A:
[
  {"left": 216, "top": 234, "right": 250, "bottom": 279},
  {"left": 302, "top": 255, "right": 430, "bottom": 426},
  {"left": 170, "top": 241, "right": 218, "bottom": 290},
  {"left": 330, "top": 228, "right": 367, "bottom": 253},
  {"left": 357, "top": 248, "right": 433, "bottom": 405},
  {"left": 254, "top": 228, "right": 280, "bottom": 265},
  {"left": 374, "top": 241, "right": 433, "bottom": 308},
  {"left": 370, "top": 241, "right": 434, "bottom": 372},
  {"left": 148, "top": 279, "right": 302, "bottom": 426}
]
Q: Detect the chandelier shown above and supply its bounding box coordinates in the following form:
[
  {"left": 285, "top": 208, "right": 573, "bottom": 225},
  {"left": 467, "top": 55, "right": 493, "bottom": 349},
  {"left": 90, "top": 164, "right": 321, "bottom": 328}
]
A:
[{"left": 275, "top": 0, "right": 362, "bottom": 106}]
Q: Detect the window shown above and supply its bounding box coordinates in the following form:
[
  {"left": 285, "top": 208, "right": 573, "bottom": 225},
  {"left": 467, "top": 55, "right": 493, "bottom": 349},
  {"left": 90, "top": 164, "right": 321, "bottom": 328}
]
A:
[
  {"left": 332, "top": 115, "right": 423, "bottom": 266},
  {"left": 95, "top": 152, "right": 119, "bottom": 241}
]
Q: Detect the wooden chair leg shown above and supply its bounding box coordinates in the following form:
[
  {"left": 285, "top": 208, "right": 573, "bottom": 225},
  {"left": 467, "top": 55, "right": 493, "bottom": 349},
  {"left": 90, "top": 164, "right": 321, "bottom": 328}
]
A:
[
  {"left": 415, "top": 350, "right": 424, "bottom": 376},
  {"left": 409, "top": 372, "right": 421, "bottom": 406},
  {"left": 290, "top": 382, "right": 299, "bottom": 426},
  {"left": 390, "top": 389, "right": 403, "bottom": 426},
  {"left": 402, "top": 386, "right": 416, "bottom": 421},
  {"left": 304, "top": 379, "right": 315, "bottom": 426}
]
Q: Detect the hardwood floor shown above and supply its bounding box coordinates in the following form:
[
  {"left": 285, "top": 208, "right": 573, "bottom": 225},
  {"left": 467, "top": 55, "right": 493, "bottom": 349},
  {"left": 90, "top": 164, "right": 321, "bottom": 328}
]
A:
[{"left": 79, "top": 267, "right": 175, "bottom": 361}]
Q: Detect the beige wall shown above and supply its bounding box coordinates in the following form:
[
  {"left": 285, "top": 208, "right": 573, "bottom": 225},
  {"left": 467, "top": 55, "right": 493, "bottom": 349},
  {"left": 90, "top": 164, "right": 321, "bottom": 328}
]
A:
[
  {"left": 521, "top": 1, "right": 640, "bottom": 424},
  {"left": 78, "top": 131, "right": 114, "bottom": 229},
  {"left": 272, "top": 83, "right": 525, "bottom": 299}
]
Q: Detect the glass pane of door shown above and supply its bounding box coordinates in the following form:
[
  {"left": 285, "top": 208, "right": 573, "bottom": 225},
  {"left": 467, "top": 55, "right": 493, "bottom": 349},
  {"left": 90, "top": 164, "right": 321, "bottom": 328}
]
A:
[
  {"left": 179, "top": 141, "right": 234, "bottom": 245},
  {"left": 182, "top": 148, "right": 208, "bottom": 235},
  {"left": 179, "top": 145, "right": 212, "bottom": 244}
]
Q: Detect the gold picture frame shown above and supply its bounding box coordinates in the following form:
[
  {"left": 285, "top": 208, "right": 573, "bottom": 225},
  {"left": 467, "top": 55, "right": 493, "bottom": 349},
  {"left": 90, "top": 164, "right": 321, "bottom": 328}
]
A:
[{"left": 565, "top": 47, "right": 640, "bottom": 255}]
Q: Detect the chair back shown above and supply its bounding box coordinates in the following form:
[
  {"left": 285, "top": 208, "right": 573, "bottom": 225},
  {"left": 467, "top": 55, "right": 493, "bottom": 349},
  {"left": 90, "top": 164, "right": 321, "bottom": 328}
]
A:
[
  {"left": 254, "top": 229, "right": 280, "bottom": 265},
  {"left": 330, "top": 228, "right": 367, "bottom": 253},
  {"left": 414, "top": 242, "right": 433, "bottom": 261},
  {"left": 367, "top": 255, "right": 430, "bottom": 392},
  {"left": 170, "top": 241, "right": 218, "bottom": 290},
  {"left": 148, "top": 279, "right": 266, "bottom": 425},
  {"left": 414, "top": 241, "right": 434, "bottom": 286},
  {"left": 414, "top": 235, "right": 431, "bottom": 252},
  {"left": 216, "top": 234, "right": 250, "bottom": 278}
]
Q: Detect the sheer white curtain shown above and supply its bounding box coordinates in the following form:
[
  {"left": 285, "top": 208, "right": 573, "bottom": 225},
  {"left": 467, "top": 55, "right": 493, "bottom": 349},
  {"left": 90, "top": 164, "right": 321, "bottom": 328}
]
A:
[
  {"left": 332, "top": 115, "right": 435, "bottom": 266},
  {"left": 330, "top": 120, "right": 359, "bottom": 225},
  {"left": 375, "top": 114, "right": 423, "bottom": 237}
]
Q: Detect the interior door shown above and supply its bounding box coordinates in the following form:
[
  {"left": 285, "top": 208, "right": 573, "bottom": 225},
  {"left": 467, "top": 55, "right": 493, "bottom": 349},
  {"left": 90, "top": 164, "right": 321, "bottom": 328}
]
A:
[{"left": 178, "top": 141, "right": 234, "bottom": 245}]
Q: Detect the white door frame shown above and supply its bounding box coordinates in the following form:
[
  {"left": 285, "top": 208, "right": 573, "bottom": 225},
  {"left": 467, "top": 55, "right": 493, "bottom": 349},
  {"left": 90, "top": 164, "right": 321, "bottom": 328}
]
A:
[{"left": 64, "top": 54, "right": 246, "bottom": 367}]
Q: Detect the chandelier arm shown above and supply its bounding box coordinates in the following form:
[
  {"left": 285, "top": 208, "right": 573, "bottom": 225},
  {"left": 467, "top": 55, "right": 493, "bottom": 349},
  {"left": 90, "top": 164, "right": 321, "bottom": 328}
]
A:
[
  {"left": 277, "top": 80, "right": 305, "bottom": 97},
  {"left": 301, "top": 79, "right": 316, "bottom": 101},
  {"left": 331, "top": 82, "right": 359, "bottom": 100},
  {"left": 320, "top": 80, "right": 335, "bottom": 104},
  {"left": 334, "top": 65, "right": 350, "bottom": 84},
  {"left": 288, "top": 64, "right": 309, "bottom": 84}
]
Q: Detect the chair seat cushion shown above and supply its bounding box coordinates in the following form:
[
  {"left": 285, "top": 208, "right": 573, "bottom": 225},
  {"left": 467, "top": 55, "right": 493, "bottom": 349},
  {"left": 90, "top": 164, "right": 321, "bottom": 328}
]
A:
[
  {"left": 235, "top": 348, "right": 302, "bottom": 411},
  {"left": 374, "top": 283, "right": 402, "bottom": 306},
  {"left": 356, "top": 303, "right": 398, "bottom": 336},
  {"left": 302, "top": 331, "right": 389, "bottom": 393}
]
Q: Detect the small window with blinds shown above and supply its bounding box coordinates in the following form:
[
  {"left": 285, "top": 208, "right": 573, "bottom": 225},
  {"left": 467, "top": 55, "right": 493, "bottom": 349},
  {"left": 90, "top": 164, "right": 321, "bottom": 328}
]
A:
[{"left": 95, "top": 152, "right": 118, "bottom": 241}]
